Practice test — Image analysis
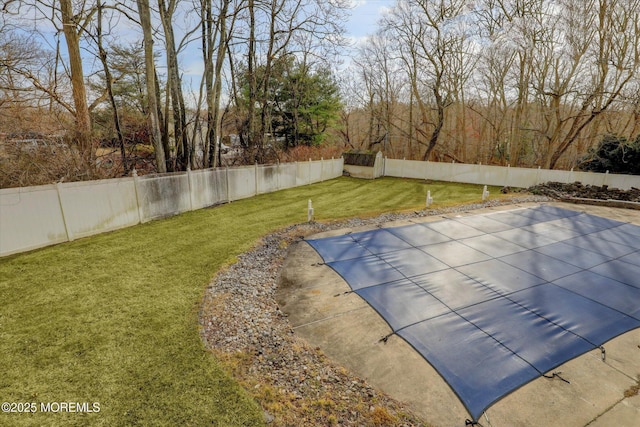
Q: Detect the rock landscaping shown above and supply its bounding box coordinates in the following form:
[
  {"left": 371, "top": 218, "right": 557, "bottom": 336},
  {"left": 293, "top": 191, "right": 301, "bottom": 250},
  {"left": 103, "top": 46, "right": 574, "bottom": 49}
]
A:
[{"left": 530, "top": 181, "right": 640, "bottom": 203}]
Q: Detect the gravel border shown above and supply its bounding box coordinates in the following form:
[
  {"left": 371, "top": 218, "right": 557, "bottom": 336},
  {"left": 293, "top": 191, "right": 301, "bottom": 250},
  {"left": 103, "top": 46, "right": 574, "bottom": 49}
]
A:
[{"left": 199, "top": 195, "right": 550, "bottom": 426}]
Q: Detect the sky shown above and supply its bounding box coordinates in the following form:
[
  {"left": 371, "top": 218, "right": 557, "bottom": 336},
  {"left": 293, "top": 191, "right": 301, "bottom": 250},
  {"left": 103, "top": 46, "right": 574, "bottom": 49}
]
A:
[
  {"left": 177, "top": 1, "right": 396, "bottom": 99},
  {"left": 344, "top": 0, "right": 393, "bottom": 41}
]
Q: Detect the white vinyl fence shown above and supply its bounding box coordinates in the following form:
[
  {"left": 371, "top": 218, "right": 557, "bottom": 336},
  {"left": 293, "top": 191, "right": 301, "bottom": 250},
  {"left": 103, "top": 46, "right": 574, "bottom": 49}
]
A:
[
  {"left": 4, "top": 156, "right": 637, "bottom": 257},
  {"left": 0, "top": 158, "right": 343, "bottom": 257},
  {"left": 384, "top": 158, "right": 640, "bottom": 190}
]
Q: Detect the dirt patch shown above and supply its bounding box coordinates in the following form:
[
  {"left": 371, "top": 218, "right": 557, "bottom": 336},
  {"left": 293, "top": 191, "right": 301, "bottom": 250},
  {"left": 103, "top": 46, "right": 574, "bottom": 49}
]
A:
[{"left": 624, "top": 376, "right": 640, "bottom": 398}]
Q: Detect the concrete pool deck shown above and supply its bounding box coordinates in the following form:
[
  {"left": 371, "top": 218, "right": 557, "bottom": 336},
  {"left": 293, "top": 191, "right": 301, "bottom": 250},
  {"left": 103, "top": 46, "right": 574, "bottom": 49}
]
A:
[{"left": 276, "top": 202, "right": 640, "bottom": 426}]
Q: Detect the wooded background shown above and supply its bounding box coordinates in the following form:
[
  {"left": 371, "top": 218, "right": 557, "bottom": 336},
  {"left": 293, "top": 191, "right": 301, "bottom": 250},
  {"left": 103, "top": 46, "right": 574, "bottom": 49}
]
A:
[{"left": 1, "top": 0, "right": 639, "bottom": 187}]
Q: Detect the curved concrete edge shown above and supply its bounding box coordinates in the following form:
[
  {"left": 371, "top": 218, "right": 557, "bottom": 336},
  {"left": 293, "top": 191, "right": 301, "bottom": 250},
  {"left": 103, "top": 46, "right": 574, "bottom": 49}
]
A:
[
  {"left": 276, "top": 202, "right": 640, "bottom": 426},
  {"left": 561, "top": 197, "right": 640, "bottom": 210}
]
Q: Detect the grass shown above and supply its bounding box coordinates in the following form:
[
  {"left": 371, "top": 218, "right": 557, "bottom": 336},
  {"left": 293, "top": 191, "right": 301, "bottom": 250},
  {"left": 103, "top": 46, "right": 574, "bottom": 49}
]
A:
[{"left": 0, "top": 177, "right": 512, "bottom": 426}]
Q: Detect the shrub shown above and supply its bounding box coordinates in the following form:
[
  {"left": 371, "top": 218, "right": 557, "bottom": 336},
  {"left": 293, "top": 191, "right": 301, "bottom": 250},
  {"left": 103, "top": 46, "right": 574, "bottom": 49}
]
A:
[{"left": 580, "top": 134, "right": 640, "bottom": 175}]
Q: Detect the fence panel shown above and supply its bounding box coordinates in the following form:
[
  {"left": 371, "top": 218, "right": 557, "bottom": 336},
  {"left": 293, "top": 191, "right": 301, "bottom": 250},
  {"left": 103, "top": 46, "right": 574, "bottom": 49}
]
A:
[
  {"left": 603, "top": 172, "right": 639, "bottom": 190},
  {"left": 502, "top": 167, "right": 538, "bottom": 188},
  {"left": 309, "top": 160, "right": 323, "bottom": 183},
  {"left": 0, "top": 185, "right": 68, "bottom": 256},
  {"left": 58, "top": 178, "right": 139, "bottom": 239},
  {"left": 539, "top": 169, "right": 569, "bottom": 185},
  {"left": 137, "top": 173, "right": 191, "bottom": 221},
  {"left": 573, "top": 171, "right": 601, "bottom": 186},
  {"left": 426, "top": 162, "right": 454, "bottom": 181},
  {"left": 189, "top": 169, "right": 220, "bottom": 209},
  {"left": 333, "top": 157, "right": 345, "bottom": 177},
  {"left": 476, "top": 165, "right": 509, "bottom": 186},
  {"left": 319, "top": 159, "right": 328, "bottom": 181},
  {"left": 212, "top": 168, "right": 229, "bottom": 203},
  {"left": 384, "top": 159, "right": 422, "bottom": 179},
  {"left": 296, "top": 161, "right": 312, "bottom": 186},
  {"left": 257, "top": 164, "right": 280, "bottom": 194},
  {"left": 227, "top": 166, "right": 256, "bottom": 200},
  {"left": 448, "top": 163, "right": 481, "bottom": 184},
  {"left": 279, "top": 163, "right": 297, "bottom": 189}
]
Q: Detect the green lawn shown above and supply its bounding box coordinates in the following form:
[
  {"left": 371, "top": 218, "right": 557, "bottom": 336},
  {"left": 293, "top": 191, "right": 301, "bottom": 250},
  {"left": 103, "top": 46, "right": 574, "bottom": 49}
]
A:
[{"left": 0, "top": 177, "right": 510, "bottom": 426}]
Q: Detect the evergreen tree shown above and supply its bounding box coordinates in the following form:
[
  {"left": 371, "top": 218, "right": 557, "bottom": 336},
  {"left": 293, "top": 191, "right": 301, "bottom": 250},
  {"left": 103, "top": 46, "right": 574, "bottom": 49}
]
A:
[{"left": 238, "top": 58, "right": 342, "bottom": 150}]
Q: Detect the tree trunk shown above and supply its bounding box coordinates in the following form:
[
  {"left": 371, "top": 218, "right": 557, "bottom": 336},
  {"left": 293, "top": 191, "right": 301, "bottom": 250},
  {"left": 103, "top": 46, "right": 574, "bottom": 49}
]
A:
[
  {"left": 59, "top": 0, "right": 93, "bottom": 166},
  {"left": 247, "top": 0, "right": 257, "bottom": 157},
  {"left": 96, "top": 0, "right": 128, "bottom": 175},
  {"left": 203, "top": 0, "right": 214, "bottom": 168},
  {"left": 422, "top": 85, "right": 444, "bottom": 161},
  {"left": 510, "top": 53, "right": 530, "bottom": 167},
  {"left": 136, "top": 0, "right": 167, "bottom": 173},
  {"left": 210, "top": 0, "right": 229, "bottom": 168},
  {"left": 158, "top": 0, "right": 190, "bottom": 171}
]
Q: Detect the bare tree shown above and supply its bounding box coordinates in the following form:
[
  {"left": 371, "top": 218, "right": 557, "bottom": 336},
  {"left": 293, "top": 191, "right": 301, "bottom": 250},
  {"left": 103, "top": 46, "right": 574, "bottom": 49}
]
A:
[
  {"left": 59, "top": 0, "right": 93, "bottom": 164},
  {"left": 157, "top": 0, "right": 197, "bottom": 171},
  {"left": 541, "top": 0, "right": 640, "bottom": 168},
  {"left": 136, "top": 0, "right": 167, "bottom": 172},
  {"left": 383, "top": 0, "right": 470, "bottom": 161},
  {"left": 94, "top": 0, "right": 127, "bottom": 173},
  {"left": 199, "top": 0, "right": 232, "bottom": 168},
  {"left": 354, "top": 34, "right": 407, "bottom": 157}
]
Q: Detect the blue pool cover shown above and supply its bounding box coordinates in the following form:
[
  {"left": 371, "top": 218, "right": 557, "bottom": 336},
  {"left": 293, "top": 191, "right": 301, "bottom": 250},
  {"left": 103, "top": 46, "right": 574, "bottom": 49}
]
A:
[{"left": 306, "top": 206, "right": 640, "bottom": 422}]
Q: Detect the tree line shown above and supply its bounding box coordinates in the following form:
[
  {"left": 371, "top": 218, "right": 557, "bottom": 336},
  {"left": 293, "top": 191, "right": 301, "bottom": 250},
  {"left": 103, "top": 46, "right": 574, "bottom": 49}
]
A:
[
  {"left": 0, "top": 0, "right": 346, "bottom": 181},
  {"left": 1, "top": 0, "right": 640, "bottom": 187},
  {"left": 344, "top": 0, "right": 640, "bottom": 170}
]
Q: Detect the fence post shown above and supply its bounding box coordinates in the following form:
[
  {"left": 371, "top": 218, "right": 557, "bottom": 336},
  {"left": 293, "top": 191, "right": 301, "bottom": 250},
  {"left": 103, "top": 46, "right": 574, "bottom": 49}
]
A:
[
  {"left": 254, "top": 163, "right": 259, "bottom": 195},
  {"left": 131, "top": 169, "right": 144, "bottom": 224},
  {"left": 536, "top": 166, "right": 542, "bottom": 185},
  {"left": 226, "top": 166, "right": 232, "bottom": 202},
  {"left": 55, "top": 181, "right": 73, "bottom": 242},
  {"left": 604, "top": 170, "right": 609, "bottom": 187},
  {"left": 308, "top": 158, "right": 312, "bottom": 185},
  {"left": 186, "top": 167, "right": 195, "bottom": 211},
  {"left": 506, "top": 164, "right": 511, "bottom": 188},
  {"left": 321, "top": 157, "right": 324, "bottom": 182}
]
